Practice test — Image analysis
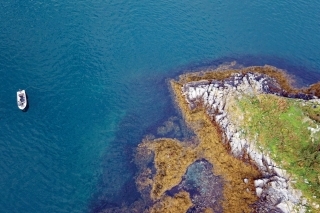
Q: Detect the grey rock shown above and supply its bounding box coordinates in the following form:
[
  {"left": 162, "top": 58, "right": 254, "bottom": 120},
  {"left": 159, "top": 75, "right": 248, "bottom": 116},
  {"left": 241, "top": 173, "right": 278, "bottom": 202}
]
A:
[{"left": 181, "top": 72, "right": 307, "bottom": 213}]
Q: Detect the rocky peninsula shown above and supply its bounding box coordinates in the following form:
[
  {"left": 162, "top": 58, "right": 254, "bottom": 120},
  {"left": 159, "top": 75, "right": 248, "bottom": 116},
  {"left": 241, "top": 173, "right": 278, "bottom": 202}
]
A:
[{"left": 133, "top": 65, "right": 320, "bottom": 213}]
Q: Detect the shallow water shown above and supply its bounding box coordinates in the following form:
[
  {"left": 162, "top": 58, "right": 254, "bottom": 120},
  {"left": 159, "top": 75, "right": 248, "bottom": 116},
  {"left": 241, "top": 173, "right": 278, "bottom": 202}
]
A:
[
  {"left": 1, "top": 0, "right": 320, "bottom": 212},
  {"left": 167, "top": 159, "right": 224, "bottom": 213}
]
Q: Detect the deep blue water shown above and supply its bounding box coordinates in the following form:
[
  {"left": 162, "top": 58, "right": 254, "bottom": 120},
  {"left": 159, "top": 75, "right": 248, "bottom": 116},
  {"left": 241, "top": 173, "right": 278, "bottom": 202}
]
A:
[{"left": 1, "top": 1, "right": 320, "bottom": 212}]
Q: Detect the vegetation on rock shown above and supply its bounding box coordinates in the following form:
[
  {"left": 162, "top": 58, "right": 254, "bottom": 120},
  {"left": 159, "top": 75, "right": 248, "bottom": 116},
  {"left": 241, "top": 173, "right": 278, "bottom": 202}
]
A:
[
  {"left": 228, "top": 93, "right": 320, "bottom": 205},
  {"left": 133, "top": 66, "right": 320, "bottom": 212}
]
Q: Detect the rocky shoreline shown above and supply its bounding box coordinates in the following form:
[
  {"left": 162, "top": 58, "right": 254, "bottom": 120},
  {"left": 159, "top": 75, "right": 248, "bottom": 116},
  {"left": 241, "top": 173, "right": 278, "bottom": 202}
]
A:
[
  {"left": 96, "top": 66, "right": 320, "bottom": 213},
  {"left": 181, "top": 70, "right": 316, "bottom": 212},
  {"left": 123, "top": 65, "right": 320, "bottom": 213}
]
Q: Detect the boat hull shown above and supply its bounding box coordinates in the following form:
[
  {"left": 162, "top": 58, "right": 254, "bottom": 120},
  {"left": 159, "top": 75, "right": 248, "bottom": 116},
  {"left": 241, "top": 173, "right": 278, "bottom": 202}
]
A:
[{"left": 17, "top": 90, "right": 27, "bottom": 110}]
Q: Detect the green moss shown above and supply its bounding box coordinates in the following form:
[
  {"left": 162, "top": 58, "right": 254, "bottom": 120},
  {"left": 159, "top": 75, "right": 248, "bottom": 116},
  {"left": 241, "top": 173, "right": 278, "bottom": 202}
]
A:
[
  {"left": 233, "top": 94, "right": 320, "bottom": 204},
  {"left": 301, "top": 101, "right": 320, "bottom": 122}
]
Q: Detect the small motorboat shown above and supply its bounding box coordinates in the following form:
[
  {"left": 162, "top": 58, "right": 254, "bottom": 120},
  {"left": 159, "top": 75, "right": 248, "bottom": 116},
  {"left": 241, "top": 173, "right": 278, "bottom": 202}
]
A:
[{"left": 17, "top": 89, "right": 27, "bottom": 110}]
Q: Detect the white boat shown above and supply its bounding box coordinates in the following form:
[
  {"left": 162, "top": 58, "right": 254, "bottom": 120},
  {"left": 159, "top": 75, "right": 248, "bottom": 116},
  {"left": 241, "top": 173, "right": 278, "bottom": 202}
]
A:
[{"left": 17, "top": 89, "right": 27, "bottom": 110}]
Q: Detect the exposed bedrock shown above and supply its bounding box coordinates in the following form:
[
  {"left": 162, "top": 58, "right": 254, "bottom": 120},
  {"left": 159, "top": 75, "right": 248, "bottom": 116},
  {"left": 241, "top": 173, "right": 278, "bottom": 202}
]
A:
[{"left": 182, "top": 72, "right": 308, "bottom": 213}]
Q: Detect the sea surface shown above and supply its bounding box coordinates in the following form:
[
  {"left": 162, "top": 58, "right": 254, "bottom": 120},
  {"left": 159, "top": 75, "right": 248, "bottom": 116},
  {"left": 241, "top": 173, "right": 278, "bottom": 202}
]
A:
[{"left": 1, "top": 0, "right": 320, "bottom": 212}]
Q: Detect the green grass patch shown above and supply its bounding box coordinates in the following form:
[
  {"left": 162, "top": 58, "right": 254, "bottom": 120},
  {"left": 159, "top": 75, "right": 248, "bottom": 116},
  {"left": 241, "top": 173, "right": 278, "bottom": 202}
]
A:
[{"left": 233, "top": 94, "right": 320, "bottom": 205}]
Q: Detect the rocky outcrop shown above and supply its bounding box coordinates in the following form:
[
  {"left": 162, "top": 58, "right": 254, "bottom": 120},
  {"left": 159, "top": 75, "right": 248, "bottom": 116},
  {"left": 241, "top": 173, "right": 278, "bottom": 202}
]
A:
[{"left": 181, "top": 72, "right": 307, "bottom": 213}]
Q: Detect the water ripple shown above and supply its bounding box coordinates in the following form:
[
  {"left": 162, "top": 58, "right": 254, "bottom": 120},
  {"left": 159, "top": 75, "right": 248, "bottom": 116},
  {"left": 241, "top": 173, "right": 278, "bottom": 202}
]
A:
[{"left": 1, "top": 0, "right": 320, "bottom": 212}]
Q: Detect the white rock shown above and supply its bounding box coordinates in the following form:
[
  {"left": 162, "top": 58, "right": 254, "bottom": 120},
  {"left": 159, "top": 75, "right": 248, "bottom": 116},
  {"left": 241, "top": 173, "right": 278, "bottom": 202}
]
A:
[
  {"left": 276, "top": 202, "right": 291, "bottom": 213},
  {"left": 256, "top": 187, "right": 263, "bottom": 197},
  {"left": 254, "top": 179, "right": 264, "bottom": 188}
]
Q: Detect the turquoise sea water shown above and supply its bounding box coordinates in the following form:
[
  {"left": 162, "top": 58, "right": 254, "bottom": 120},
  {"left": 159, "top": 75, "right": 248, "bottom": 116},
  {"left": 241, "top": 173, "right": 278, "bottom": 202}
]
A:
[{"left": 1, "top": 1, "right": 320, "bottom": 212}]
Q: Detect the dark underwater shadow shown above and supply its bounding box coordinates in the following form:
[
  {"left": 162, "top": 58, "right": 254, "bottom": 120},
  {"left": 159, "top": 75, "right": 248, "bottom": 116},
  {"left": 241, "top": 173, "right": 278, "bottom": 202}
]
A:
[
  {"left": 87, "top": 74, "right": 179, "bottom": 213},
  {"left": 87, "top": 114, "right": 143, "bottom": 212},
  {"left": 87, "top": 54, "right": 320, "bottom": 213}
]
